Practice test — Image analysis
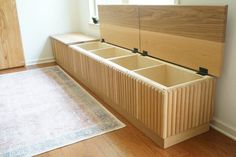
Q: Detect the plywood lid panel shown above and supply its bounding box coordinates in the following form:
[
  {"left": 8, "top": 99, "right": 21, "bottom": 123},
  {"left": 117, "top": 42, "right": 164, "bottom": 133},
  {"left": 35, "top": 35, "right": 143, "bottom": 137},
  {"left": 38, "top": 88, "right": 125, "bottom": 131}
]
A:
[
  {"left": 50, "top": 33, "right": 99, "bottom": 45},
  {"left": 98, "top": 5, "right": 228, "bottom": 77},
  {"left": 98, "top": 5, "right": 140, "bottom": 51},
  {"left": 140, "top": 5, "right": 228, "bottom": 77}
]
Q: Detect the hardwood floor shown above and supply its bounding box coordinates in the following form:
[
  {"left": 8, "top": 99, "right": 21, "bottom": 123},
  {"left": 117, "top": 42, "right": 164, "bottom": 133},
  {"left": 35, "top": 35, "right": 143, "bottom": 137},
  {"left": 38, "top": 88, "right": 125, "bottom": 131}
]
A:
[{"left": 0, "top": 63, "right": 236, "bottom": 157}]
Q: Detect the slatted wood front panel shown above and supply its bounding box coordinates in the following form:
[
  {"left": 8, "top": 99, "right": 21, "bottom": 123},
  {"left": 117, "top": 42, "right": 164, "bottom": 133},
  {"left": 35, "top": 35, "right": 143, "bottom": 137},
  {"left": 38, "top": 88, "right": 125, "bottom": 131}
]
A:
[
  {"left": 137, "top": 82, "right": 165, "bottom": 137},
  {"left": 51, "top": 39, "right": 74, "bottom": 75},
  {"left": 72, "top": 50, "right": 90, "bottom": 85},
  {"left": 139, "top": 6, "right": 228, "bottom": 77},
  {"left": 0, "top": 0, "right": 25, "bottom": 70},
  {"left": 116, "top": 70, "right": 138, "bottom": 118},
  {"left": 98, "top": 5, "right": 140, "bottom": 51},
  {"left": 72, "top": 48, "right": 165, "bottom": 136},
  {"left": 166, "top": 78, "right": 216, "bottom": 138},
  {"left": 84, "top": 54, "right": 165, "bottom": 135},
  {"left": 72, "top": 49, "right": 139, "bottom": 118}
]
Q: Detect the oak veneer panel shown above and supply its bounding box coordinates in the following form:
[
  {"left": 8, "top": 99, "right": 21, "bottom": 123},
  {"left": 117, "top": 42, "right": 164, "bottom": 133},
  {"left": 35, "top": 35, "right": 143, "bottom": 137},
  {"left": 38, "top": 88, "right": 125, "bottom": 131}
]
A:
[
  {"left": 98, "top": 5, "right": 140, "bottom": 51},
  {"left": 0, "top": 0, "right": 25, "bottom": 70},
  {"left": 166, "top": 78, "right": 216, "bottom": 138},
  {"left": 98, "top": 5, "right": 139, "bottom": 28},
  {"left": 71, "top": 47, "right": 138, "bottom": 118},
  {"left": 140, "top": 6, "right": 228, "bottom": 42},
  {"left": 140, "top": 31, "right": 225, "bottom": 77},
  {"left": 51, "top": 39, "right": 74, "bottom": 75},
  {"left": 116, "top": 70, "right": 138, "bottom": 118},
  {"left": 137, "top": 82, "right": 164, "bottom": 137},
  {"left": 51, "top": 33, "right": 98, "bottom": 45},
  {"left": 140, "top": 5, "right": 228, "bottom": 77},
  {"left": 72, "top": 50, "right": 91, "bottom": 86}
]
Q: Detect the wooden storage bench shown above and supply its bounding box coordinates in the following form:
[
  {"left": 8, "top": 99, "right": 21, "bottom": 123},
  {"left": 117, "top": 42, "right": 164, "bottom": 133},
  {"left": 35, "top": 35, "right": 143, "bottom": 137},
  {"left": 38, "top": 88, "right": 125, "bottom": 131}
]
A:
[
  {"left": 69, "top": 41, "right": 216, "bottom": 148},
  {"left": 51, "top": 5, "right": 227, "bottom": 148}
]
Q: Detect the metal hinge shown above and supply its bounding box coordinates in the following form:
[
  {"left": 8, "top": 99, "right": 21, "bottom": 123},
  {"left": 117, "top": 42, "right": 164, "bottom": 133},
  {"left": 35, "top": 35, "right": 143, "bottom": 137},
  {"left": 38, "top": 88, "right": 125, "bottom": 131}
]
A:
[
  {"left": 197, "top": 67, "right": 208, "bottom": 76},
  {"left": 132, "top": 48, "right": 139, "bottom": 53},
  {"left": 142, "top": 50, "right": 148, "bottom": 56}
]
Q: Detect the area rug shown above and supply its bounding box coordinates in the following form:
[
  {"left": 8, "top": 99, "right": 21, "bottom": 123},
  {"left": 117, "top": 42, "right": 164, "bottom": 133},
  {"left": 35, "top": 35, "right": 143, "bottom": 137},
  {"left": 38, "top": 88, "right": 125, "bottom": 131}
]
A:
[{"left": 0, "top": 66, "right": 125, "bottom": 157}]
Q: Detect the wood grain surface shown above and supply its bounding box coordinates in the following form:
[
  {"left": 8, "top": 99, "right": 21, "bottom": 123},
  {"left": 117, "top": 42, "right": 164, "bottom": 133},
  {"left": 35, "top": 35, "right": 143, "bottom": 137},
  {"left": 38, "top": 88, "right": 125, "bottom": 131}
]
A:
[
  {"left": 139, "top": 5, "right": 228, "bottom": 77},
  {"left": 0, "top": 0, "right": 25, "bottom": 70},
  {"left": 51, "top": 39, "right": 74, "bottom": 75},
  {"left": 50, "top": 33, "right": 98, "bottom": 45},
  {"left": 99, "top": 5, "right": 140, "bottom": 51},
  {"left": 98, "top": 5, "right": 228, "bottom": 77},
  {"left": 99, "top": 5, "right": 139, "bottom": 28},
  {"left": 139, "top": 5, "right": 228, "bottom": 42}
]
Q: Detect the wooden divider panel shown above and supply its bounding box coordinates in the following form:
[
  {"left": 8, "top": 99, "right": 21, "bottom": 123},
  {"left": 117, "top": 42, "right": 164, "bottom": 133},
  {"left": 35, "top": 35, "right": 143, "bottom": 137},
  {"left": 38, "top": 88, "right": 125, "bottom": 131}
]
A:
[
  {"left": 98, "top": 5, "right": 140, "bottom": 51},
  {"left": 139, "top": 5, "right": 228, "bottom": 77}
]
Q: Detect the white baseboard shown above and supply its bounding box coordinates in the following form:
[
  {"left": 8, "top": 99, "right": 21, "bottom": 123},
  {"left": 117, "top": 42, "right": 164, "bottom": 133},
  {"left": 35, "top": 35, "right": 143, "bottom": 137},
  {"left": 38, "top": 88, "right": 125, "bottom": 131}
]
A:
[
  {"left": 26, "top": 57, "right": 55, "bottom": 66},
  {"left": 210, "top": 118, "right": 236, "bottom": 141}
]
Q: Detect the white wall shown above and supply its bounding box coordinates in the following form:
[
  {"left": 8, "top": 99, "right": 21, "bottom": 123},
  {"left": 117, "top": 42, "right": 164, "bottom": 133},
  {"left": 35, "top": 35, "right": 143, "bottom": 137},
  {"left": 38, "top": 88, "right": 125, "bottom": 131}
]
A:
[
  {"left": 16, "top": 0, "right": 80, "bottom": 65},
  {"left": 76, "top": 0, "right": 236, "bottom": 139},
  {"left": 77, "top": 0, "right": 100, "bottom": 37}
]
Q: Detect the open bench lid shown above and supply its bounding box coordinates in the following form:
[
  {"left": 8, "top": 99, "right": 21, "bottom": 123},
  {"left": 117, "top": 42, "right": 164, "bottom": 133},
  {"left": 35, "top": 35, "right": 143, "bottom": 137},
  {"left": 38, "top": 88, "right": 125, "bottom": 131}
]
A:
[
  {"left": 98, "top": 5, "right": 140, "bottom": 50},
  {"left": 98, "top": 5, "right": 228, "bottom": 77}
]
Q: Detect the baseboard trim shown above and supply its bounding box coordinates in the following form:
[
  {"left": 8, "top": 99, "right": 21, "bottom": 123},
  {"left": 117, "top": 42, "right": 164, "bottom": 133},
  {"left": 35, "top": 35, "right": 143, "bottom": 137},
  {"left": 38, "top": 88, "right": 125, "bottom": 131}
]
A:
[
  {"left": 210, "top": 118, "right": 236, "bottom": 141},
  {"left": 26, "top": 58, "right": 55, "bottom": 66}
]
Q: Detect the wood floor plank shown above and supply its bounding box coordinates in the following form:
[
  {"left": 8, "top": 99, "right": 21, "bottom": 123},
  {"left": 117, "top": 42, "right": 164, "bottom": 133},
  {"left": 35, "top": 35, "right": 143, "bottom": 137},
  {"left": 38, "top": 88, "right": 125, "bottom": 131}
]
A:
[{"left": 0, "top": 62, "right": 235, "bottom": 157}]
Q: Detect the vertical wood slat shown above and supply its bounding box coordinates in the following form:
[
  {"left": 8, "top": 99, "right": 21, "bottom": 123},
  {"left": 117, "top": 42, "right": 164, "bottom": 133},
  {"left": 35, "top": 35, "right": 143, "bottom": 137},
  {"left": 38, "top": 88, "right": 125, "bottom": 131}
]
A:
[
  {"left": 137, "top": 82, "right": 164, "bottom": 137},
  {"left": 51, "top": 39, "right": 74, "bottom": 75},
  {"left": 116, "top": 70, "right": 138, "bottom": 118},
  {"left": 71, "top": 48, "right": 138, "bottom": 118},
  {"left": 166, "top": 78, "right": 216, "bottom": 137}
]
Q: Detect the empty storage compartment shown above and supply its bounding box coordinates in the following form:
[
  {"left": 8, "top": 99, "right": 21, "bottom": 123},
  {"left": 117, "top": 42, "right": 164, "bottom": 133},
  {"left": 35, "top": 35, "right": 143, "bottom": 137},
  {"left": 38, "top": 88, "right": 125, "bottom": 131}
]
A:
[
  {"left": 90, "top": 47, "right": 132, "bottom": 59},
  {"left": 76, "top": 42, "right": 112, "bottom": 51},
  {"left": 109, "top": 55, "right": 164, "bottom": 70},
  {"left": 135, "top": 65, "right": 203, "bottom": 87}
]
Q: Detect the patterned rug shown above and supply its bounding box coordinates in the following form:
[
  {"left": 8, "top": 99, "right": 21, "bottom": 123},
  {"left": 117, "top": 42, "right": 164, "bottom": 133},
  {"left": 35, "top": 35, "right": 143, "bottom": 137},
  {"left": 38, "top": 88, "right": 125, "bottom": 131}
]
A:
[{"left": 0, "top": 66, "right": 125, "bottom": 157}]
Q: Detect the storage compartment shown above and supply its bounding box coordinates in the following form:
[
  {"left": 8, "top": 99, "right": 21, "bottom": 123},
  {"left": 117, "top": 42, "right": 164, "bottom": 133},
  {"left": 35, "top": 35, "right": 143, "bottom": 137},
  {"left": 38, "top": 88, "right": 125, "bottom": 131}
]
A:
[
  {"left": 90, "top": 47, "right": 132, "bottom": 59},
  {"left": 109, "top": 55, "right": 163, "bottom": 70},
  {"left": 135, "top": 65, "right": 202, "bottom": 87},
  {"left": 76, "top": 42, "right": 113, "bottom": 51}
]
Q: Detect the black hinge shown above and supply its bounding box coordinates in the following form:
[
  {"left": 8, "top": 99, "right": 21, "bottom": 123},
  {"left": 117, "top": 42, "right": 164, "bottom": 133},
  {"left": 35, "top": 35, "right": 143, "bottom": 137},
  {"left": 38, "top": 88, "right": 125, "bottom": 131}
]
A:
[
  {"left": 132, "top": 48, "right": 139, "bottom": 53},
  {"left": 101, "top": 38, "right": 105, "bottom": 42},
  {"left": 142, "top": 50, "right": 148, "bottom": 56},
  {"left": 197, "top": 67, "right": 208, "bottom": 76}
]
